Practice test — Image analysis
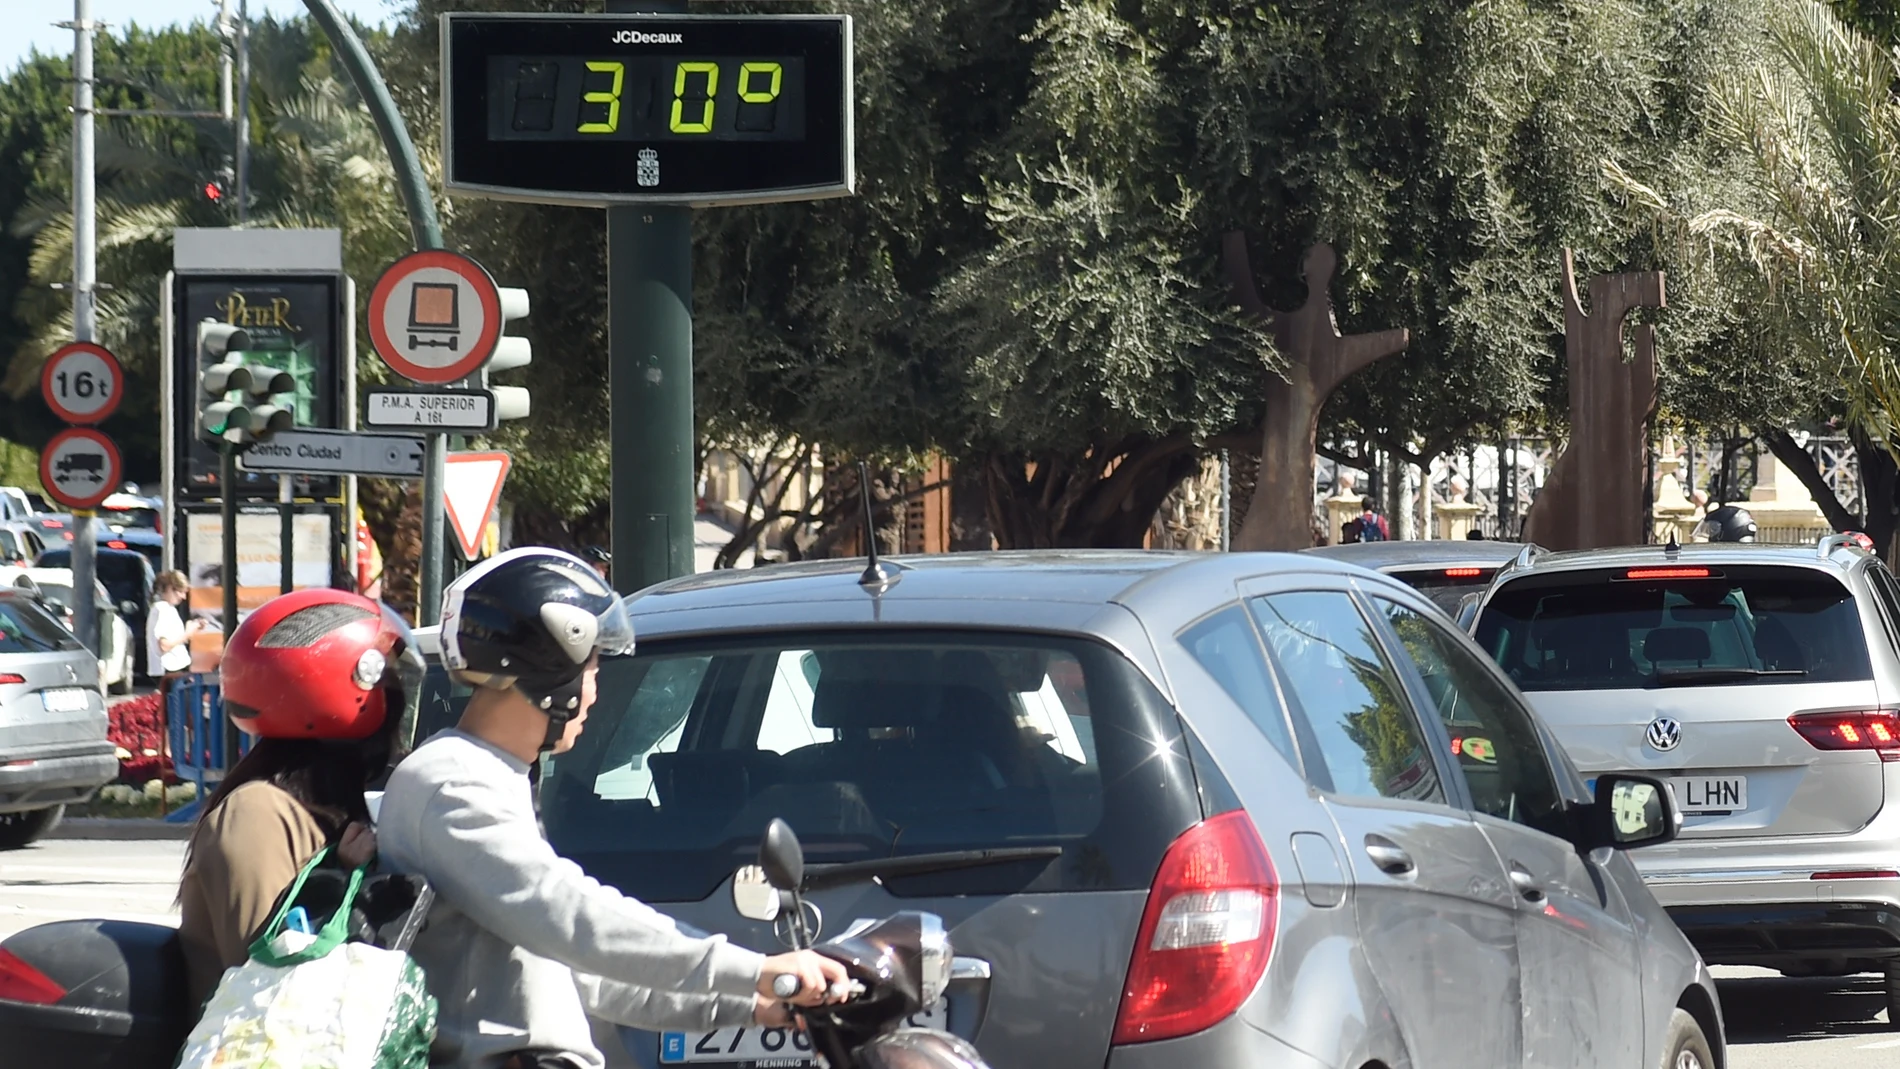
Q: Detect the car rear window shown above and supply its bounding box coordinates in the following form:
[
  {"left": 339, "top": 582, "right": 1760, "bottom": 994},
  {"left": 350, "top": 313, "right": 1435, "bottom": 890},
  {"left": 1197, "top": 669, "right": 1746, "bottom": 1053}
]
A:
[
  {"left": 541, "top": 630, "right": 1202, "bottom": 902},
  {"left": 35, "top": 550, "right": 148, "bottom": 607},
  {"left": 0, "top": 593, "right": 82, "bottom": 653},
  {"left": 1391, "top": 568, "right": 1497, "bottom": 615},
  {"left": 1473, "top": 565, "right": 1872, "bottom": 691}
]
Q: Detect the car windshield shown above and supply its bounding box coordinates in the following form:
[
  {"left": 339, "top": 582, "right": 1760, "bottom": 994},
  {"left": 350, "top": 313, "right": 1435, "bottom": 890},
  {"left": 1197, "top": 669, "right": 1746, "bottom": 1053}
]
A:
[
  {"left": 541, "top": 630, "right": 1200, "bottom": 902},
  {"left": 0, "top": 594, "right": 82, "bottom": 653},
  {"left": 1473, "top": 565, "right": 1871, "bottom": 691}
]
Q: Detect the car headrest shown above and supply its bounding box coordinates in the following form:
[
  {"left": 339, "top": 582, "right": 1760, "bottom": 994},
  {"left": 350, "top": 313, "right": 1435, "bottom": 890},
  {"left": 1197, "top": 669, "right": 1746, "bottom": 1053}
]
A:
[
  {"left": 811, "top": 649, "right": 942, "bottom": 730},
  {"left": 1644, "top": 627, "right": 1711, "bottom": 664}
]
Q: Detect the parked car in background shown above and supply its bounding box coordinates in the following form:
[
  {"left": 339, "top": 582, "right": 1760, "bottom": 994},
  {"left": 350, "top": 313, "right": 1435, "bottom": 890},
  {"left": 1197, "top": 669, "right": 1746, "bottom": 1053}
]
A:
[
  {"left": 0, "top": 522, "right": 46, "bottom": 567},
  {"left": 1304, "top": 539, "right": 1537, "bottom": 623},
  {"left": 34, "top": 546, "right": 154, "bottom": 680},
  {"left": 0, "top": 587, "right": 114, "bottom": 848},
  {"left": 14, "top": 567, "right": 135, "bottom": 694},
  {"left": 0, "top": 487, "right": 34, "bottom": 524},
  {"left": 1468, "top": 535, "right": 1900, "bottom": 1019},
  {"left": 518, "top": 551, "right": 1722, "bottom": 1069},
  {"left": 97, "top": 492, "right": 161, "bottom": 532},
  {"left": 37, "top": 513, "right": 164, "bottom": 575}
]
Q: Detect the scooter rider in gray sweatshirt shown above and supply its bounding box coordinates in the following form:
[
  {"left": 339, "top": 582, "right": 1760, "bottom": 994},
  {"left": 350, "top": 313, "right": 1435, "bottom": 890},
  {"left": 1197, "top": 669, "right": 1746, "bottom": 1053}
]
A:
[{"left": 379, "top": 548, "right": 848, "bottom": 1069}]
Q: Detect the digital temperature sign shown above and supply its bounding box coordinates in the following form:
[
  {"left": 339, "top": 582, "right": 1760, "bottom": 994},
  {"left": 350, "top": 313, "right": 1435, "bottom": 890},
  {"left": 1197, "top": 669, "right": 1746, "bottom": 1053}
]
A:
[{"left": 442, "top": 14, "right": 853, "bottom": 207}]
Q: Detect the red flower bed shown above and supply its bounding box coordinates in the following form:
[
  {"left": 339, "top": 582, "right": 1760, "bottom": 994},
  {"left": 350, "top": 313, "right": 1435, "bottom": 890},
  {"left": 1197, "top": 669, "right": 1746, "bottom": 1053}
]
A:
[{"left": 108, "top": 693, "right": 175, "bottom": 785}]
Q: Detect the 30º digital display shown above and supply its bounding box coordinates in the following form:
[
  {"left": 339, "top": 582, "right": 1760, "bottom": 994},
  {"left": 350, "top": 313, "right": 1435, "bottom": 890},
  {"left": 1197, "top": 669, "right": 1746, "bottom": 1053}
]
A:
[
  {"left": 443, "top": 14, "right": 853, "bottom": 207},
  {"left": 489, "top": 56, "right": 808, "bottom": 142}
]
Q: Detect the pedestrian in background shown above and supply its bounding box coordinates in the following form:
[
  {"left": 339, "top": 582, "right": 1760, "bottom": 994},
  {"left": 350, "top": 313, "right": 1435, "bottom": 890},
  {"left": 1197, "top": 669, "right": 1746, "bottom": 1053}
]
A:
[
  {"left": 147, "top": 570, "right": 203, "bottom": 697},
  {"left": 1356, "top": 497, "right": 1391, "bottom": 542}
]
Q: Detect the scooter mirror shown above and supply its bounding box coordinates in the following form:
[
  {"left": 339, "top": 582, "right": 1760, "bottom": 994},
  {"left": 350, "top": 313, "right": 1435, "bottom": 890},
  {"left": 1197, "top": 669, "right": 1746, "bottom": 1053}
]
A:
[
  {"left": 732, "top": 865, "right": 782, "bottom": 922},
  {"left": 760, "top": 818, "right": 805, "bottom": 892}
]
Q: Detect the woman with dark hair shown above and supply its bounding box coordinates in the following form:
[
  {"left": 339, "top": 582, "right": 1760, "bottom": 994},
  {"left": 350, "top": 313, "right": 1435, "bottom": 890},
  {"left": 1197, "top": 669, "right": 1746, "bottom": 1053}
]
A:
[{"left": 175, "top": 588, "right": 423, "bottom": 1009}]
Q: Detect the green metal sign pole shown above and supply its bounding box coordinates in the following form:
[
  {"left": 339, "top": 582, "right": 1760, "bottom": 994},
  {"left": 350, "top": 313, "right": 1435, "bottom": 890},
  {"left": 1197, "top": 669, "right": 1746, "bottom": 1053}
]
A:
[{"left": 608, "top": 0, "right": 695, "bottom": 596}]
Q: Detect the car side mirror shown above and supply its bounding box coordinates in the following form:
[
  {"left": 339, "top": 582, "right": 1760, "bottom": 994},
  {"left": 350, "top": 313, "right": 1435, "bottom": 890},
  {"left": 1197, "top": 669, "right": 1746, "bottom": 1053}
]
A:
[
  {"left": 1588, "top": 774, "right": 1679, "bottom": 850},
  {"left": 760, "top": 817, "right": 805, "bottom": 892}
]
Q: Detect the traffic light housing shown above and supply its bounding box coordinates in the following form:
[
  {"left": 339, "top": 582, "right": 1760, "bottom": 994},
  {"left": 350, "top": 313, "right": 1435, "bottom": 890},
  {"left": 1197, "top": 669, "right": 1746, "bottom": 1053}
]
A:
[
  {"left": 196, "top": 318, "right": 295, "bottom": 445},
  {"left": 197, "top": 321, "right": 251, "bottom": 442},
  {"left": 481, "top": 286, "right": 530, "bottom": 422}
]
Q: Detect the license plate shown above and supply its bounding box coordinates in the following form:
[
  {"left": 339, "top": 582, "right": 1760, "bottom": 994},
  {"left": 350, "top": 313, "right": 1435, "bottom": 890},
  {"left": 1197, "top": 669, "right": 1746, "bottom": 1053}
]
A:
[
  {"left": 40, "top": 688, "right": 91, "bottom": 713},
  {"left": 1668, "top": 775, "right": 1747, "bottom": 814},
  {"left": 660, "top": 1003, "right": 946, "bottom": 1065}
]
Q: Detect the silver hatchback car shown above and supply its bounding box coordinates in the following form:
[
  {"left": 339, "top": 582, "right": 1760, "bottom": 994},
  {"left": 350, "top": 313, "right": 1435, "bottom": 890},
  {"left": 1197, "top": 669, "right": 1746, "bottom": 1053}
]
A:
[
  {"left": 529, "top": 551, "right": 1722, "bottom": 1069},
  {"left": 0, "top": 588, "right": 115, "bottom": 848},
  {"left": 1469, "top": 537, "right": 1900, "bottom": 1016}
]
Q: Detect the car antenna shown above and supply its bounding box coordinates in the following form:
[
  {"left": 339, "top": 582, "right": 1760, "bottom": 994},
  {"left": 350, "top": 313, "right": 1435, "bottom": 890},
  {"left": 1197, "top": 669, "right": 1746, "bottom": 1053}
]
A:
[
  {"left": 1664, "top": 529, "right": 1681, "bottom": 556},
  {"left": 856, "top": 460, "right": 902, "bottom": 594}
]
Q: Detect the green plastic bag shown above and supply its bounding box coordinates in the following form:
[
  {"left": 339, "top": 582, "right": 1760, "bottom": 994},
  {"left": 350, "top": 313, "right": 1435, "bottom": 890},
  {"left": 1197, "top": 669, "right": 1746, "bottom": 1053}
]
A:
[{"left": 176, "top": 848, "right": 438, "bottom": 1069}]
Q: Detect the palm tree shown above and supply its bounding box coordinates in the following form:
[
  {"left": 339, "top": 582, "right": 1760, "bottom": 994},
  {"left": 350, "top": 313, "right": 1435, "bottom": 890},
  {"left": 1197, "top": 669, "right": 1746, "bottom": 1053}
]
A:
[{"left": 1613, "top": 1, "right": 1900, "bottom": 474}]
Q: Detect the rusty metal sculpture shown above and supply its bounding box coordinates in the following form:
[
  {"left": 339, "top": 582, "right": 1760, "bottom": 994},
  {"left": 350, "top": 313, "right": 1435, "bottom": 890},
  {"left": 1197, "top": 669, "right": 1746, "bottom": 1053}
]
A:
[
  {"left": 1223, "top": 236, "right": 1410, "bottom": 550},
  {"left": 1521, "top": 249, "right": 1664, "bottom": 550}
]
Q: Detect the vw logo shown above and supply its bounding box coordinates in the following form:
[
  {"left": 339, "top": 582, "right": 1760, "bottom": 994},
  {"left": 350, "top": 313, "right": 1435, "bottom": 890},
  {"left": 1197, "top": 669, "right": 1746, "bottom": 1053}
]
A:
[{"left": 1646, "top": 716, "right": 1683, "bottom": 752}]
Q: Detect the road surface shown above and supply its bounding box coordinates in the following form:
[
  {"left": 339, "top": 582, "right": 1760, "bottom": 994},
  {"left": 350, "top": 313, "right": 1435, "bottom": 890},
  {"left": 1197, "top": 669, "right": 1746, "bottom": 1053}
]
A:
[{"left": 2, "top": 840, "right": 1897, "bottom": 1065}]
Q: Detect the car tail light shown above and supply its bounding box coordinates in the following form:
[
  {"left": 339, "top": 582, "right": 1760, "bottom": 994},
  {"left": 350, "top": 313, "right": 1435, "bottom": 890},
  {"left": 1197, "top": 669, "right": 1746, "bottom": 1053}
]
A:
[
  {"left": 0, "top": 673, "right": 24, "bottom": 685},
  {"left": 1624, "top": 567, "right": 1714, "bottom": 580},
  {"left": 0, "top": 948, "right": 65, "bottom": 1004},
  {"left": 106, "top": 540, "right": 126, "bottom": 549},
  {"left": 1112, "top": 811, "right": 1277, "bottom": 1045},
  {"left": 1789, "top": 710, "right": 1900, "bottom": 761},
  {"left": 1811, "top": 870, "right": 1900, "bottom": 880},
  {"left": 1444, "top": 568, "right": 1485, "bottom": 578},
  {"left": 37, "top": 519, "right": 61, "bottom": 529}
]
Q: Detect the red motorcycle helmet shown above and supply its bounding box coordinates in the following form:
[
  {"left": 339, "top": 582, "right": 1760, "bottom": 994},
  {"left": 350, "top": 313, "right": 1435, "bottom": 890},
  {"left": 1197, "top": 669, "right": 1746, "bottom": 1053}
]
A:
[{"left": 220, "top": 588, "right": 411, "bottom": 740}]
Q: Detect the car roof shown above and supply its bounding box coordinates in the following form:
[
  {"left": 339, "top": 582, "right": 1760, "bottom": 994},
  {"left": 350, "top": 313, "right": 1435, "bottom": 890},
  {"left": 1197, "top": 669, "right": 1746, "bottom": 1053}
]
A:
[
  {"left": 621, "top": 549, "right": 1389, "bottom": 638},
  {"left": 1501, "top": 540, "right": 1865, "bottom": 578},
  {"left": 1303, "top": 540, "right": 1532, "bottom": 570}
]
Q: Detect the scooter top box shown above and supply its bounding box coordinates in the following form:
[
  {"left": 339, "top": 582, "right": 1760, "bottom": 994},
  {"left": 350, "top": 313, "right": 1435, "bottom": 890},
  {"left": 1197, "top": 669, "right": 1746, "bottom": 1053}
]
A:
[{"left": 0, "top": 918, "right": 191, "bottom": 1069}]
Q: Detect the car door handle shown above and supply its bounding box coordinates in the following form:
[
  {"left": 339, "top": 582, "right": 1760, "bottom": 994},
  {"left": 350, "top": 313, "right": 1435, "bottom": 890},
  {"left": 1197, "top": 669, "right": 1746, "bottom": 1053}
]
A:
[
  {"left": 1508, "top": 862, "right": 1547, "bottom": 903},
  {"left": 1364, "top": 835, "right": 1416, "bottom": 877}
]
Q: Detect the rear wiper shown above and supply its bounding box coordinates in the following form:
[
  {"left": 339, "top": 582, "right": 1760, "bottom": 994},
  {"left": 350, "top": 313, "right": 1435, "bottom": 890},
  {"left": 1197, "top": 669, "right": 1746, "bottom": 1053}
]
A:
[
  {"left": 803, "top": 846, "right": 1064, "bottom": 891},
  {"left": 1654, "top": 667, "right": 1807, "bottom": 687}
]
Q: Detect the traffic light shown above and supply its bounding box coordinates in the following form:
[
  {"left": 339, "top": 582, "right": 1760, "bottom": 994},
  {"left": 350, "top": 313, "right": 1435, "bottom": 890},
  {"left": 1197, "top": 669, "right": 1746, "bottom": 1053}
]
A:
[
  {"left": 197, "top": 321, "right": 251, "bottom": 442},
  {"left": 196, "top": 318, "right": 295, "bottom": 444},
  {"left": 481, "top": 286, "right": 530, "bottom": 422}
]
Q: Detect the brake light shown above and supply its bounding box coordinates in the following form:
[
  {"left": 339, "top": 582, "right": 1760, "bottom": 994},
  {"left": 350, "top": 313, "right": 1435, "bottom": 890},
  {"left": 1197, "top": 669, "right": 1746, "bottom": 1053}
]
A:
[
  {"left": 37, "top": 519, "right": 60, "bottom": 529},
  {"left": 1811, "top": 870, "right": 1900, "bottom": 880},
  {"left": 0, "top": 948, "right": 65, "bottom": 1004},
  {"left": 1444, "top": 568, "right": 1484, "bottom": 578},
  {"left": 1624, "top": 567, "right": 1713, "bottom": 580},
  {"left": 1112, "top": 811, "right": 1276, "bottom": 1044},
  {"left": 106, "top": 540, "right": 126, "bottom": 549},
  {"left": 0, "top": 674, "right": 23, "bottom": 685},
  {"left": 1789, "top": 710, "right": 1900, "bottom": 761}
]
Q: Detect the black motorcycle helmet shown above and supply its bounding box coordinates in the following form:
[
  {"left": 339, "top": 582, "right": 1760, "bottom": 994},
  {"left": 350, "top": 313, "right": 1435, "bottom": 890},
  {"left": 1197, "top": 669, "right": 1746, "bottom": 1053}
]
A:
[
  {"left": 1695, "top": 505, "right": 1758, "bottom": 543},
  {"left": 440, "top": 547, "right": 635, "bottom": 751}
]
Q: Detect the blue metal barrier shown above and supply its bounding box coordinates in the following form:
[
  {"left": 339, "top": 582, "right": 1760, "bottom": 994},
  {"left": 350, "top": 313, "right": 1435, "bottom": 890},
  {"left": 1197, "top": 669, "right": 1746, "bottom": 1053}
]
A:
[{"left": 166, "top": 674, "right": 248, "bottom": 824}]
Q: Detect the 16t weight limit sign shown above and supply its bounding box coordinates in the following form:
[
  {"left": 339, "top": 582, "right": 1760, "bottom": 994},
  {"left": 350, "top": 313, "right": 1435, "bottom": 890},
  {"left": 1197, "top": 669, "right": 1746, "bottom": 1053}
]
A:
[{"left": 40, "top": 342, "right": 124, "bottom": 424}]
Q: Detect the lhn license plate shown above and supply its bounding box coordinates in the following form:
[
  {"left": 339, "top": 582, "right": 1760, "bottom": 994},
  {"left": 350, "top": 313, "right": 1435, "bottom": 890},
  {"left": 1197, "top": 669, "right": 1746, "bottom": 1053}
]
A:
[{"left": 661, "top": 1002, "right": 947, "bottom": 1066}]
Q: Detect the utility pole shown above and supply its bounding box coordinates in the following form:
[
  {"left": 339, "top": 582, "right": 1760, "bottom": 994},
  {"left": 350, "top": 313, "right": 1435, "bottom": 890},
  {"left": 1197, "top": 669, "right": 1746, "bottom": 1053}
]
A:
[
  {"left": 235, "top": 0, "right": 249, "bottom": 225},
  {"left": 68, "top": 0, "right": 100, "bottom": 657}
]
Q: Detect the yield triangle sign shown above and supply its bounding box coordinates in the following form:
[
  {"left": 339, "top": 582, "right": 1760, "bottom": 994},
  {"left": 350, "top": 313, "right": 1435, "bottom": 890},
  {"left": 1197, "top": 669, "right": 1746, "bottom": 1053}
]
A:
[{"left": 443, "top": 451, "right": 512, "bottom": 561}]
